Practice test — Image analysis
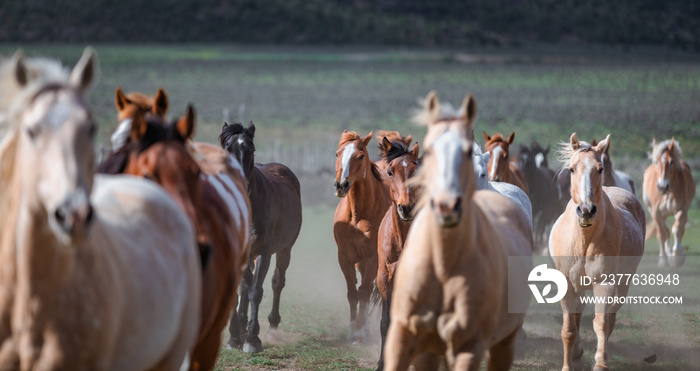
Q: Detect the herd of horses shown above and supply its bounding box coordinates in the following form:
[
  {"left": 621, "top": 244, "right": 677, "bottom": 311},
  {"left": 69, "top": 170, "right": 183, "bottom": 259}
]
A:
[{"left": 0, "top": 47, "right": 694, "bottom": 371}]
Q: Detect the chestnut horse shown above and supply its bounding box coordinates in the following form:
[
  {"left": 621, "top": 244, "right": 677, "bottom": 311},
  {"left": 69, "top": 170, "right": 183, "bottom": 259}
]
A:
[
  {"left": 0, "top": 48, "right": 201, "bottom": 370},
  {"left": 550, "top": 134, "right": 644, "bottom": 371},
  {"left": 333, "top": 130, "right": 390, "bottom": 342},
  {"left": 643, "top": 138, "right": 695, "bottom": 268},
  {"left": 375, "top": 136, "right": 420, "bottom": 370},
  {"left": 109, "top": 87, "right": 168, "bottom": 150},
  {"left": 483, "top": 131, "right": 530, "bottom": 195},
  {"left": 100, "top": 95, "right": 251, "bottom": 371},
  {"left": 219, "top": 121, "right": 302, "bottom": 353},
  {"left": 384, "top": 91, "right": 532, "bottom": 370}
]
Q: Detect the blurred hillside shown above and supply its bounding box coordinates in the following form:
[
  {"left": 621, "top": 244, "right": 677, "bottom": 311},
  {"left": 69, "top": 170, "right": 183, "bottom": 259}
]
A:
[{"left": 1, "top": 0, "right": 698, "bottom": 49}]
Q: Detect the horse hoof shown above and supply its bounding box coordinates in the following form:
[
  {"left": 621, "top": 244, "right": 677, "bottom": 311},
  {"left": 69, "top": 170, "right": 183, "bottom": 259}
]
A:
[
  {"left": 243, "top": 341, "right": 263, "bottom": 353},
  {"left": 669, "top": 256, "right": 685, "bottom": 268},
  {"left": 227, "top": 338, "right": 243, "bottom": 350}
]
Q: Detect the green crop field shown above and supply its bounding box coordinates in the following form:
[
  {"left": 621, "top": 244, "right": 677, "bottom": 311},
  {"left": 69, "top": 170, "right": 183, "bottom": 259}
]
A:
[{"left": 3, "top": 44, "right": 699, "bottom": 370}]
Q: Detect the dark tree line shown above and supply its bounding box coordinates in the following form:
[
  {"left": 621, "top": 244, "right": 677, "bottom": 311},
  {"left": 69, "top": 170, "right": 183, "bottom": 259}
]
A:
[{"left": 1, "top": 0, "right": 698, "bottom": 49}]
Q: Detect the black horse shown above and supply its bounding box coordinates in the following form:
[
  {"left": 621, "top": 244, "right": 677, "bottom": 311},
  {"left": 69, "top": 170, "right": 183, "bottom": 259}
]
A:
[{"left": 219, "top": 121, "right": 303, "bottom": 353}]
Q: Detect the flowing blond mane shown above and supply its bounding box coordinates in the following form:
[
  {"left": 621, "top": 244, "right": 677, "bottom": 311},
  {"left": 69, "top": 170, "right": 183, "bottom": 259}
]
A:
[
  {"left": 556, "top": 139, "right": 593, "bottom": 170},
  {"left": 650, "top": 139, "right": 683, "bottom": 170},
  {"left": 411, "top": 100, "right": 462, "bottom": 126}
]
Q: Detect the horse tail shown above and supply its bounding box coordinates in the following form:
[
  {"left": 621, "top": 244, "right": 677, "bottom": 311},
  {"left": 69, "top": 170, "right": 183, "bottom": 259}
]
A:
[
  {"left": 645, "top": 220, "right": 656, "bottom": 241},
  {"left": 369, "top": 280, "right": 382, "bottom": 314}
]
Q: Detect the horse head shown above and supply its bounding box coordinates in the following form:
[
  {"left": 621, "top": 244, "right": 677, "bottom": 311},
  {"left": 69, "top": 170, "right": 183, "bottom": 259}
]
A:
[
  {"left": 483, "top": 131, "right": 515, "bottom": 182},
  {"left": 333, "top": 130, "right": 374, "bottom": 198},
  {"left": 653, "top": 137, "right": 680, "bottom": 195},
  {"left": 565, "top": 133, "right": 609, "bottom": 228},
  {"left": 416, "top": 90, "right": 477, "bottom": 228},
  {"left": 379, "top": 136, "right": 420, "bottom": 222},
  {"left": 219, "top": 121, "right": 256, "bottom": 181}
]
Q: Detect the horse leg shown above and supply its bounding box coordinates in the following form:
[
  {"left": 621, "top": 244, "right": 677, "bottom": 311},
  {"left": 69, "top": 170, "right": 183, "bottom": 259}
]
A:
[
  {"left": 383, "top": 320, "right": 417, "bottom": 371},
  {"left": 591, "top": 284, "right": 616, "bottom": 370},
  {"left": 449, "top": 342, "right": 486, "bottom": 371},
  {"left": 268, "top": 245, "right": 292, "bottom": 328},
  {"left": 338, "top": 255, "right": 359, "bottom": 341},
  {"left": 412, "top": 352, "right": 440, "bottom": 371},
  {"left": 228, "top": 260, "right": 253, "bottom": 349},
  {"left": 669, "top": 210, "right": 688, "bottom": 267},
  {"left": 356, "top": 256, "right": 378, "bottom": 342},
  {"left": 486, "top": 328, "right": 518, "bottom": 371},
  {"left": 654, "top": 211, "right": 670, "bottom": 267},
  {"left": 377, "top": 293, "right": 391, "bottom": 371},
  {"left": 560, "top": 291, "right": 584, "bottom": 371},
  {"left": 243, "top": 254, "right": 272, "bottom": 353}
]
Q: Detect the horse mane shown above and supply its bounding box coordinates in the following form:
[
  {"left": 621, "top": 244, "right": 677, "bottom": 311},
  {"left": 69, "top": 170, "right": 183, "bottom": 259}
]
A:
[
  {"left": 473, "top": 142, "right": 483, "bottom": 156},
  {"left": 338, "top": 130, "right": 362, "bottom": 146},
  {"left": 379, "top": 139, "right": 411, "bottom": 164},
  {"left": 486, "top": 133, "right": 505, "bottom": 145},
  {"left": 556, "top": 139, "right": 593, "bottom": 170},
  {"left": 650, "top": 139, "right": 683, "bottom": 170},
  {"left": 411, "top": 100, "right": 461, "bottom": 126},
  {"left": 218, "top": 121, "right": 246, "bottom": 148}
]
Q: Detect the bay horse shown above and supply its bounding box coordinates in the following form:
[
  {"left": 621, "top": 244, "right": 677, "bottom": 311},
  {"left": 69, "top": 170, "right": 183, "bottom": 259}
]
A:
[
  {"left": 375, "top": 136, "right": 420, "bottom": 371},
  {"left": 384, "top": 91, "right": 532, "bottom": 370},
  {"left": 550, "top": 133, "right": 645, "bottom": 371},
  {"left": 518, "top": 144, "right": 560, "bottom": 250},
  {"left": 219, "top": 121, "right": 302, "bottom": 353},
  {"left": 0, "top": 48, "right": 201, "bottom": 370},
  {"left": 333, "top": 130, "right": 391, "bottom": 342},
  {"left": 100, "top": 92, "right": 251, "bottom": 370},
  {"left": 483, "top": 131, "right": 530, "bottom": 195},
  {"left": 590, "top": 138, "right": 636, "bottom": 195},
  {"left": 643, "top": 138, "right": 695, "bottom": 268}
]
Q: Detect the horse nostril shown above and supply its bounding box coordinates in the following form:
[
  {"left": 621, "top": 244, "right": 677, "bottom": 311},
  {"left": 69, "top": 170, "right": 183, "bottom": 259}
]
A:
[
  {"left": 86, "top": 205, "right": 94, "bottom": 225},
  {"left": 341, "top": 180, "right": 349, "bottom": 189},
  {"left": 590, "top": 205, "right": 597, "bottom": 216},
  {"left": 55, "top": 207, "right": 66, "bottom": 224},
  {"left": 454, "top": 197, "right": 462, "bottom": 212},
  {"left": 576, "top": 205, "right": 583, "bottom": 217}
]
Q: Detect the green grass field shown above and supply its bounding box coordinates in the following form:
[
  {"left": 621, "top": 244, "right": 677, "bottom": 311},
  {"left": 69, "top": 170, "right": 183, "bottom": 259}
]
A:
[{"left": 3, "top": 44, "right": 698, "bottom": 370}]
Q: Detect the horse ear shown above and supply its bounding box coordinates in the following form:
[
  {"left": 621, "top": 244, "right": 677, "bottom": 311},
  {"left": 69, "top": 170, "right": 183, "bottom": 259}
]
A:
[
  {"left": 506, "top": 132, "right": 515, "bottom": 145},
  {"left": 403, "top": 134, "right": 413, "bottom": 146},
  {"left": 410, "top": 142, "right": 420, "bottom": 158},
  {"left": 70, "top": 46, "right": 98, "bottom": 95},
  {"left": 483, "top": 131, "right": 491, "bottom": 142},
  {"left": 482, "top": 151, "right": 491, "bottom": 163},
  {"left": 223, "top": 122, "right": 229, "bottom": 128},
  {"left": 590, "top": 138, "right": 598, "bottom": 146},
  {"left": 460, "top": 94, "right": 477, "bottom": 125},
  {"left": 129, "top": 111, "right": 147, "bottom": 141},
  {"left": 115, "top": 87, "right": 133, "bottom": 113},
  {"left": 595, "top": 134, "right": 611, "bottom": 154},
  {"left": 362, "top": 132, "right": 373, "bottom": 147},
  {"left": 153, "top": 88, "right": 169, "bottom": 117},
  {"left": 176, "top": 105, "right": 196, "bottom": 141},
  {"left": 570, "top": 133, "right": 580, "bottom": 150},
  {"left": 651, "top": 137, "right": 656, "bottom": 147},
  {"left": 425, "top": 90, "right": 439, "bottom": 122},
  {"left": 247, "top": 121, "right": 256, "bottom": 138},
  {"left": 669, "top": 137, "right": 675, "bottom": 151},
  {"left": 11, "top": 49, "right": 28, "bottom": 87},
  {"left": 381, "top": 137, "right": 392, "bottom": 154}
]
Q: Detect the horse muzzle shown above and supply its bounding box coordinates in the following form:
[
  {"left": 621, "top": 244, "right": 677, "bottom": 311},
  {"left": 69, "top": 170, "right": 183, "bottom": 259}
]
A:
[
  {"left": 397, "top": 203, "right": 415, "bottom": 222},
  {"left": 431, "top": 196, "right": 462, "bottom": 228},
  {"left": 51, "top": 196, "right": 94, "bottom": 244},
  {"left": 657, "top": 180, "right": 670, "bottom": 195},
  {"left": 576, "top": 203, "right": 597, "bottom": 228},
  {"left": 334, "top": 179, "right": 350, "bottom": 198}
]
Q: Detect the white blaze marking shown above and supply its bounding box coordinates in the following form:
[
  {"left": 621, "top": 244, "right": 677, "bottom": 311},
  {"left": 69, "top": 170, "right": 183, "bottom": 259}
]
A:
[
  {"left": 490, "top": 146, "right": 502, "bottom": 180},
  {"left": 535, "top": 153, "right": 545, "bottom": 168},
  {"left": 581, "top": 157, "right": 592, "bottom": 203},
  {"left": 402, "top": 160, "right": 408, "bottom": 167},
  {"left": 111, "top": 118, "right": 132, "bottom": 150},
  {"left": 341, "top": 143, "right": 356, "bottom": 182},
  {"left": 237, "top": 138, "right": 245, "bottom": 145},
  {"left": 434, "top": 131, "right": 462, "bottom": 196}
]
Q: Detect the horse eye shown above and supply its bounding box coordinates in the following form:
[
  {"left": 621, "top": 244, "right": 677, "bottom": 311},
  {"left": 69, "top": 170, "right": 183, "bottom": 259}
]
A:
[
  {"left": 88, "top": 124, "right": 97, "bottom": 138},
  {"left": 358, "top": 154, "right": 364, "bottom": 160},
  {"left": 387, "top": 169, "right": 394, "bottom": 177},
  {"left": 598, "top": 168, "right": 603, "bottom": 174},
  {"left": 26, "top": 126, "right": 39, "bottom": 140},
  {"left": 466, "top": 147, "right": 473, "bottom": 157},
  {"left": 336, "top": 153, "right": 339, "bottom": 158},
  {"left": 669, "top": 160, "right": 674, "bottom": 166},
  {"left": 569, "top": 168, "right": 575, "bottom": 174}
]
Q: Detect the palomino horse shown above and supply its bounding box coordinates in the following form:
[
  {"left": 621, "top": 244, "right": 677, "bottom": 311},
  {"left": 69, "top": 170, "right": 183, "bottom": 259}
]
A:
[
  {"left": 550, "top": 134, "right": 644, "bottom": 371},
  {"left": 473, "top": 142, "right": 533, "bottom": 224},
  {"left": 333, "top": 130, "right": 391, "bottom": 342},
  {"left": 0, "top": 48, "right": 201, "bottom": 370},
  {"left": 483, "top": 131, "right": 530, "bottom": 195},
  {"left": 100, "top": 91, "right": 251, "bottom": 371},
  {"left": 384, "top": 91, "right": 532, "bottom": 370},
  {"left": 375, "top": 136, "right": 420, "bottom": 370},
  {"left": 644, "top": 138, "right": 695, "bottom": 268},
  {"left": 518, "top": 144, "right": 560, "bottom": 250},
  {"left": 590, "top": 138, "right": 636, "bottom": 195},
  {"left": 219, "top": 121, "right": 302, "bottom": 353}
]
